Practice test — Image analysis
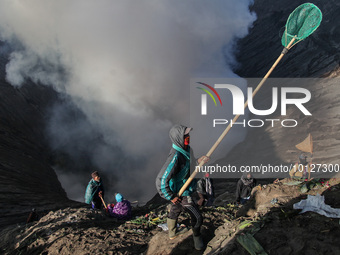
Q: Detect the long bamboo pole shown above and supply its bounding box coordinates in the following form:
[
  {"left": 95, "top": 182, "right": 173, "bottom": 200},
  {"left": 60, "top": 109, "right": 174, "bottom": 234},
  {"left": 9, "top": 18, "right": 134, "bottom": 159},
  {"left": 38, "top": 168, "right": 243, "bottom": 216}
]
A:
[
  {"left": 100, "top": 196, "right": 107, "bottom": 209},
  {"left": 178, "top": 38, "right": 296, "bottom": 197}
]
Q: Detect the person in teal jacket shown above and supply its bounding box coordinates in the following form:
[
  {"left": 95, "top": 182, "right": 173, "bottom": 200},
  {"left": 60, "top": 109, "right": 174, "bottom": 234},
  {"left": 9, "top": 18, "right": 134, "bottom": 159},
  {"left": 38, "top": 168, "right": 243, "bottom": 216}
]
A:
[
  {"left": 85, "top": 171, "right": 105, "bottom": 209},
  {"left": 155, "top": 124, "right": 209, "bottom": 250}
]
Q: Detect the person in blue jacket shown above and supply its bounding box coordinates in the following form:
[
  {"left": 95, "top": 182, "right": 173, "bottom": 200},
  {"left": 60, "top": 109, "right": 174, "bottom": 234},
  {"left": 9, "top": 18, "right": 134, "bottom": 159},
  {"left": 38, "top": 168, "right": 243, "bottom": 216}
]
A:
[
  {"left": 155, "top": 124, "right": 209, "bottom": 250},
  {"left": 85, "top": 171, "right": 105, "bottom": 209}
]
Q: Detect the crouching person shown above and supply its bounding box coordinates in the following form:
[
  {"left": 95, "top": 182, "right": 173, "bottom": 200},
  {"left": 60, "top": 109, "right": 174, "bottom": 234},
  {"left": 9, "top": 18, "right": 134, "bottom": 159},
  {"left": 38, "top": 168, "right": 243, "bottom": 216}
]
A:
[
  {"left": 107, "top": 193, "right": 132, "bottom": 220},
  {"left": 235, "top": 173, "right": 256, "bottom": 205},
  {"left": 196, "top": 173, "right": 215, "bottom": 207}
]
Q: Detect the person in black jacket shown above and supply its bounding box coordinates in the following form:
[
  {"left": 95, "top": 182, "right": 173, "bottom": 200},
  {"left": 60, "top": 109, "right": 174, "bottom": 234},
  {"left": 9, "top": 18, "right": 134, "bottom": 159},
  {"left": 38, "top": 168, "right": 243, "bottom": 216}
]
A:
[
  {"left": 235, "top": 173, "right": 256, "bottom": 205},
  {"left": 196, "top": 173, "right": 214, "bottom": 207}
]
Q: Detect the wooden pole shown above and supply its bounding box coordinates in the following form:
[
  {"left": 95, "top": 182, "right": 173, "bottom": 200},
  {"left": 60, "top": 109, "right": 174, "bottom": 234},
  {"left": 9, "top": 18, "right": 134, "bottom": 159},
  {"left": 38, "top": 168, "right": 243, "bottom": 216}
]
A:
[
  {"left": 178, "top": 38, "right": 296, "bottom": 197},
  {"left": 100, "top": 196, "right": 107, "bottom": 209}
]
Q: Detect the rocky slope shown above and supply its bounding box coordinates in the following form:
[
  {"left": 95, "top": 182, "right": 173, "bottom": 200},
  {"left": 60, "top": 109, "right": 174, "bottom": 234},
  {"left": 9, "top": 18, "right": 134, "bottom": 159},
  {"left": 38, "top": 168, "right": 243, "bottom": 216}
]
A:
[
  {"left": 0, "top": 185, "right": 237, "bottom": 255},
  {"left": 0, "top": 51, "right": 78, "bottom": 228},
  {"left": 204, "top": 178, "right": 340, "bottom": 255},
  {"left": 1, "top": 178, "right": 339, "bottom": 255}
]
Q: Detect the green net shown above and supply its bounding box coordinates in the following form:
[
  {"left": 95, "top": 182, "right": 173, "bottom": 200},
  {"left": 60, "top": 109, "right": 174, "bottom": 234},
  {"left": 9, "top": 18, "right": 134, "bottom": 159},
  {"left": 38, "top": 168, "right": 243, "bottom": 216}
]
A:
[{"left": 281, "top": 3, "right": 322, "bottom": 47}]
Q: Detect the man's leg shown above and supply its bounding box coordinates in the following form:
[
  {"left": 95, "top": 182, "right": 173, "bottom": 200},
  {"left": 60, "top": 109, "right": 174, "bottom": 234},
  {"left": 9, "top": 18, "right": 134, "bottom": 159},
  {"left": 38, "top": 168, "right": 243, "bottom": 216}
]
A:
[
  {"left": 167, "top": 202, "right": 187, "bottom": 239},
  {"left": 206, "top": 195, "right": 215, "bottom": 206},
  {"left": 240, "top": 197, "right": 249, "bottom": 205},
  {"left": 92, "top": 196, "right": 102, "bottom": 209},
  {"left": 181, "top": 196, "right": 204, "bottom": 250},
  {"left": 197, "top": 193, "right": 205, "bottom": 207}
]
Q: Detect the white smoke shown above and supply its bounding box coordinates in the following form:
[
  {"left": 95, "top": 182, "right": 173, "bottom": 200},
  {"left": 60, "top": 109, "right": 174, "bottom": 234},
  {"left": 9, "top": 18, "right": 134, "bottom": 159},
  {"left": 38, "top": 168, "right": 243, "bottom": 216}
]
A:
[{"left": 0, "top": 0, "right": 256, "bottom": 202}]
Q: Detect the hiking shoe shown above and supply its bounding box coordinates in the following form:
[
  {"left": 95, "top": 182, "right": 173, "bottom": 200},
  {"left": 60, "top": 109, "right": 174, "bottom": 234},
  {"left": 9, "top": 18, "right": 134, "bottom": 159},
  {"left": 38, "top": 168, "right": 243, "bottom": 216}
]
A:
[{"left": 193, "top": 235, "right": 204, "bottom": 250}]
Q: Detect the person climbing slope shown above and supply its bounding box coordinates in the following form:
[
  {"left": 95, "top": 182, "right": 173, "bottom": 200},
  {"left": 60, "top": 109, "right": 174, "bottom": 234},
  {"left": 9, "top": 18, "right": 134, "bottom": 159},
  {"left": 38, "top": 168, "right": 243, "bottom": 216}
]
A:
[{"left": 155, "top": 124, "right": 209, "bottom": 250}]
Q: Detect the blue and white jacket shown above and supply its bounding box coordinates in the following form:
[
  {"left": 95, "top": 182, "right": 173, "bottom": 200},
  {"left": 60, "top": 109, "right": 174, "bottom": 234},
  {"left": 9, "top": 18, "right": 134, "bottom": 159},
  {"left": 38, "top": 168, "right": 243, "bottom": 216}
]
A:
[{"left": 155, "top": 124, "right": 196, "bottom": 200}]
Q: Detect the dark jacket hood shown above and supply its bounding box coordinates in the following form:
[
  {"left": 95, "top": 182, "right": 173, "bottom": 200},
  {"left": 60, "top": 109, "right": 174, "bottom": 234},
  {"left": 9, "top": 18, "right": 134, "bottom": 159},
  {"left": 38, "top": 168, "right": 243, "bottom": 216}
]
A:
[
  {"left": 169, "top": 124, "right": 187, "bottom": 150},
  {"left": 241, "top": 173, "right": 254, "bottom": 186}
]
